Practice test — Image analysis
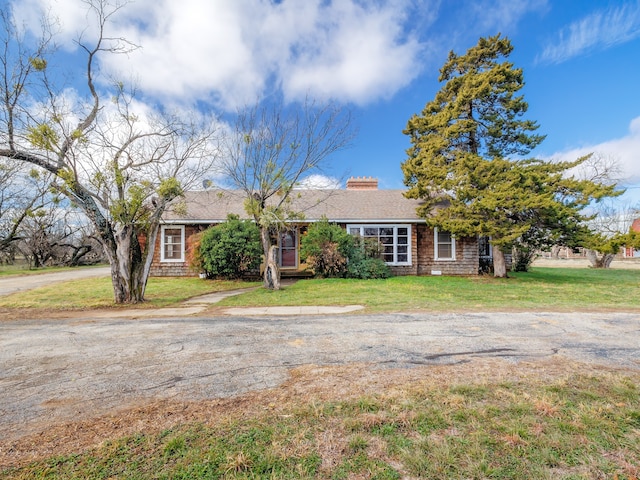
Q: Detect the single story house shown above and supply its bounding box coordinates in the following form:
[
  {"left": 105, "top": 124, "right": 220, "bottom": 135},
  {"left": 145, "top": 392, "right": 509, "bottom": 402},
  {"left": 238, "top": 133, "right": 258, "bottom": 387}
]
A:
[{"left": 150, "top": 177, "right": 484, "bottom": 277}]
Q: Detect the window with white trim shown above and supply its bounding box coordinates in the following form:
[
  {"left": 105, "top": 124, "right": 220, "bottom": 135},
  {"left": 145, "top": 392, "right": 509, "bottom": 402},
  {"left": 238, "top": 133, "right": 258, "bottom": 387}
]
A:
[
  {"left": 434, "top": 228, "right": 455, "bottom": 260},
  {"left": 347, "top": 224, "right": 411, "bottom": 265},
  {"left": 161, "top": 225, "right": 185, "bottom": 262}
]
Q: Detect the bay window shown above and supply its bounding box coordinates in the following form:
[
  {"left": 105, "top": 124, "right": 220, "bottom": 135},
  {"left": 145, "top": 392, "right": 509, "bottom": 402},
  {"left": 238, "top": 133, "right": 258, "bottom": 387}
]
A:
[{"left": 347, "top": 224, "right": 411, "bottom": 266}]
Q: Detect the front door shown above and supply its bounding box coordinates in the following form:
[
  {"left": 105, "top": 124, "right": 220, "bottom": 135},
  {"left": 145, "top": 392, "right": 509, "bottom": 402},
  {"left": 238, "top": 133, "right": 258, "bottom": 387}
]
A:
[{"left": 279, "top": 229, "right": 297, "bottom": 268}]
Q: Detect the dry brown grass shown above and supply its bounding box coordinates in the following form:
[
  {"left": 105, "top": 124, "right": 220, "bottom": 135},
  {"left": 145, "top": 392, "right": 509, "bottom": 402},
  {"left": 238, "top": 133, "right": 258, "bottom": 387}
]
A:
[{"left": 1, "top": 356, "right": 632, "bottom": 470}]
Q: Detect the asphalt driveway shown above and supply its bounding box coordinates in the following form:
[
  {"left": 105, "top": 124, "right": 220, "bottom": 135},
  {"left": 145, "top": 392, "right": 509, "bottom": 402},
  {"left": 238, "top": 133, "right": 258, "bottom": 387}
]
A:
[{"left": 1, "top": 310, "right": 638, "bottom": 443}]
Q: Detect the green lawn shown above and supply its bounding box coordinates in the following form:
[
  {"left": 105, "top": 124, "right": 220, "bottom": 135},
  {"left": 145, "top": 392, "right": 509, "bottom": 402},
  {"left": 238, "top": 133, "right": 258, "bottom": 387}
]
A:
[
  {"left": 219, "top": 267, "right": 640, "bottom": 312},
  {"left": 0, "top": 267, "right": 638, "bottom": 311},
  {"left": 0, "top": 277, "right": 256, "bottom": 310}
]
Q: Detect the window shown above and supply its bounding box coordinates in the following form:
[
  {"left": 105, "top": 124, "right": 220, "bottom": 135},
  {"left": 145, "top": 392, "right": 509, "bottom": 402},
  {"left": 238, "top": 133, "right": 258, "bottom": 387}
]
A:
[
  {"left": 347, "top": 225, "right": 411, "bottom": 265},
  {"left": 161, "top": 225, "right": 185, "bottom": 262},
  {"left": 434, "top": 228, "right": 455, "bottom": 260}
]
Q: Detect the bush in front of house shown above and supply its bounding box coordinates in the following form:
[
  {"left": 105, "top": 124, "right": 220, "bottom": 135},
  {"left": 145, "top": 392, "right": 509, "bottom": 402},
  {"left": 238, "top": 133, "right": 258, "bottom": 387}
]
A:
[
  {"left": 346, "top": 236, "right": 392, "bottom": 279},
  {"left": 300, "top": 217, "right": 354, "bottom": 278},
  {"left": 300, "top": 218, "right": 392, "bottom": 279},
  {"left": 346, "top": 256, "right": 391, "bottom": 279},
  {"left": 198, "top": 214, "right": 262, "bottom": 279}
]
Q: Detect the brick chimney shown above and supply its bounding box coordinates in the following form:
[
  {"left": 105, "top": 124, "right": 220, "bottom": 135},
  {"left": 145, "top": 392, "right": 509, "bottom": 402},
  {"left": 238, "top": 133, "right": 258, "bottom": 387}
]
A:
[{"left": 346, "top": 176, "right": 378, "bottom": 190}]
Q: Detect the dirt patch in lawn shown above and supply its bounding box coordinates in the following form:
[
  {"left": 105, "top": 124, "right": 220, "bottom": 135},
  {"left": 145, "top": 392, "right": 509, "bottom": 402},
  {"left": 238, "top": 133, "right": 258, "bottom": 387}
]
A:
[{"left": 1, "top": 357, "right": 634, "bottom": 469}]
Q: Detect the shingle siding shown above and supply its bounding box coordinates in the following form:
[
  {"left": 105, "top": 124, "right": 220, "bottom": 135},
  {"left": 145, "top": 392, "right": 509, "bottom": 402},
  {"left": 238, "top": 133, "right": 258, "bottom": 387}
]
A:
[
  {"left": 151, "top": 189, "right": 481, "bottom": 277},
  {"left": 150, "top": 225, "right": 203, "bottom": 277},
  {"left": 415, "top": 225, "right": 478, "bottom": 275}
]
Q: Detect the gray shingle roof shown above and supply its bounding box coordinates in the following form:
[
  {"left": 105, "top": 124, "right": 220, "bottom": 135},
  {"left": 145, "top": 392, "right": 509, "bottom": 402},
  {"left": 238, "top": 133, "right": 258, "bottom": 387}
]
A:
[{"left": 163, "top": 189, "right": 428, "bottom": 223}]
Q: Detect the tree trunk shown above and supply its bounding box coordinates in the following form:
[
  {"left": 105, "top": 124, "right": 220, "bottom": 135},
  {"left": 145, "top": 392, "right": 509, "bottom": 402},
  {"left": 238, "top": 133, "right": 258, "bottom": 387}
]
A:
[
  {"left": 261, "top": 227, "right": 281, "bottom": 290},
  {"left": 100, "top": 223, "right": 160, "bottom": 304},
  {"left": 68, "top": 245, "right": 92, "bottom": 266},
  {"left": 109, "top": 226, "right": 143, "bottom": 303},
  {"left": 264, "top": 245, "right": 281, "bottom": 290},
  {"left": 585, "top": 249, "right": 615, "bottom": 269},
  {"left": 493, "top": 248, "right": 508, "bottom": 278}
]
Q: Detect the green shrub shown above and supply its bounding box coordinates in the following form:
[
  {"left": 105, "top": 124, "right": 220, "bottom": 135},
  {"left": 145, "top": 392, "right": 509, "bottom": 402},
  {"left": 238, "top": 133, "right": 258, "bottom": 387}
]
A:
[
  {"left": 512, "top": 245, "right": 536, "bottom": 272},
  {"left": 300, "top": 217, "right": 354, "bottom": 277},
  {"left": 198, "top": 214, "right": 262, "bottom": 279},
  {"left": 301, "top": 218, "right": 392, "bottom": 279},
  {"left": 346, "top": 238, "right": 392, "bottom": 279}
]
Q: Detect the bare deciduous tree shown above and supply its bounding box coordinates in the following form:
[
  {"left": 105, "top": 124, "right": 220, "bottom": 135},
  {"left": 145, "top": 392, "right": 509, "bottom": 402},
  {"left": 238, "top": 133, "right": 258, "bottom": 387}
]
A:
[
  {"left": 0, "top": 161, "right": 53, "bottom": 261},
  {"left": 0, "top": 0, "right": 219, "bottom": 302},
  {"left": 583, "top": 200, "right": 640, "bottom": 268},
  {"left": 219, "top": 98, "right": 354, "bottom": 289},
  {"left": 16, "top": 200, "right": 104, "bottom": 268}
]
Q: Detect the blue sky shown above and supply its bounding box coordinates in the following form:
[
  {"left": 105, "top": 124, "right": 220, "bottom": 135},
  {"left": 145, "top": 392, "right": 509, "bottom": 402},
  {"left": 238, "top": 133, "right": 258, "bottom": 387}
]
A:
[{"left": 9, "top": 0, "right": 640, "bottom": 205}]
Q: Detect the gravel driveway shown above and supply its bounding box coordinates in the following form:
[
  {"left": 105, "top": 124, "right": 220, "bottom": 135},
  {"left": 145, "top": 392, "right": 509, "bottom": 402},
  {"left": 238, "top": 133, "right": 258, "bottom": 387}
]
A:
[{"left": 1, "top": 310, "right": 638, "bottom": 443}]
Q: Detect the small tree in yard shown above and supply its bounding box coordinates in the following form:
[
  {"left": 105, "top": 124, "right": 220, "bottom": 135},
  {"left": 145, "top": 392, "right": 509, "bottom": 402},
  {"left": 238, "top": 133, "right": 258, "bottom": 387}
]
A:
[
  {"left": 300, "top": 217, "right": 353, "bottom": 277},
  {"left": 197, "top": 215, "right": 262, "bottom": 279},
  {"left": 583, "top": 233, "right": 624, "bottom": 268},
  {"left": 579, "top": 203, "right": 640, "bottom": 268},
  {"left": 220, "top": 98, "right": 354, "bottom": 290}
]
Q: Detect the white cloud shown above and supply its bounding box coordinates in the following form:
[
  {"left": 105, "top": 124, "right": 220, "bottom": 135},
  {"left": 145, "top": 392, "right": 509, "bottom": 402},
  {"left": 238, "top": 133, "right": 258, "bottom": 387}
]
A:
[
  {"left": 295, "top": 174, "right": 342, "bottom": 189},
  {"left": 11, "top": 0, "right": 428, "bottom": 110},
  {"left": 537, "top": 1, "right": 640, "bottom": 64},
  {"left": 468, "top": 0, "right": 548, "bottom": 33},
  {"left": 550, "top": 116, "right": 640, "bottom": 187},
  {"left": 278, "top": 1, "right": 423, "bottom": 105},
  {"left": 9, "top": 0, "right": 555, "bottom": 111}
]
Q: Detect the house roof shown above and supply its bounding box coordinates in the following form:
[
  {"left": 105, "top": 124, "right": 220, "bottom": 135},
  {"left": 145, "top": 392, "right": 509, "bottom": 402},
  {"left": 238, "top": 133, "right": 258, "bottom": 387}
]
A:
[{"left": 162, "top": 189, "right": 429, "bottom": 224}]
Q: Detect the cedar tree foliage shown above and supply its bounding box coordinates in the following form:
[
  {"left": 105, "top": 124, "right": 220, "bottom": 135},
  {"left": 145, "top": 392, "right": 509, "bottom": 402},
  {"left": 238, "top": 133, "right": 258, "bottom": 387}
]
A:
[{"left": 402, "top": 34, "right": 620, "bottom": 277}]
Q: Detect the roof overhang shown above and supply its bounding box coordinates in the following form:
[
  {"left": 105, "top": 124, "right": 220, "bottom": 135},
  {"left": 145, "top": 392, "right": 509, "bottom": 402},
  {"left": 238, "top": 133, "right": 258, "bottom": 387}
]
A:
[{"left": 161, "top": 217, "right": 428, "bottom": 225}]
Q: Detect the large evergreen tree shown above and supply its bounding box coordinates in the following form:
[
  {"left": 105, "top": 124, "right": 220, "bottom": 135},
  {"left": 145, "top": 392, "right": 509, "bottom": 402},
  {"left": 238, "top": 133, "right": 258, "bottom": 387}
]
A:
[{"left": 402, "top": 34, "right": 619, "bottom": 277}]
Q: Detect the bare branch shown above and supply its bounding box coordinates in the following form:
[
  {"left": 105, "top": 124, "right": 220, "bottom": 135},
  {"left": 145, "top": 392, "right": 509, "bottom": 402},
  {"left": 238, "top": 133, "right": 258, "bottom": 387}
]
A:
[
  {"left": 0, "top": 0, "right": 220, "bottom": 303},
  {"left": 219, "top": 97, "right": 354, "bottom": 289}
]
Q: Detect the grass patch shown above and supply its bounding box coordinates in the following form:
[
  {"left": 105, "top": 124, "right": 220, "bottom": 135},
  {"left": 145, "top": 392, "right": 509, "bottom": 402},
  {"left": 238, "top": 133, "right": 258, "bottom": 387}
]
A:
[
  {"left": 1, "top": 267, "right": 638, "bottom": 312},
  {"left": 3, "top": 367, "right": 639, "bottom": 479},
  {"left": 0, "top": 277, "right": 256, "bottom": 310},
  {"left": 219, "top": 267, "right": 640, "bottom": 312}
]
